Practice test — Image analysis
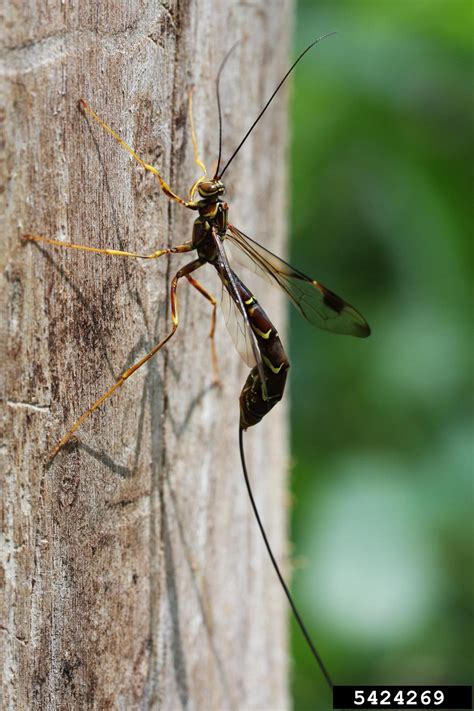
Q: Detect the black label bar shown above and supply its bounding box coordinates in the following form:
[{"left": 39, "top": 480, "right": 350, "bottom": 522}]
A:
[{"left": 333, "top": 685, "right": 472, "bottom": 709}]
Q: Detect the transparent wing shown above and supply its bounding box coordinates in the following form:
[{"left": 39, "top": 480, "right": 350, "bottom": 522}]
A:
[
  {"left": 220, "top": 283, "right": 257, "bottom": 368},
  {"left": 226, "top": 224, "right": 370, "bottom": 338},
  {"left": 211, "top": 226, "right": 268, "bottom": 398}
]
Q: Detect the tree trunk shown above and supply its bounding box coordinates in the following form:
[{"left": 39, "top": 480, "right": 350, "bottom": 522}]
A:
[{"left": 2, "top": 2, "right": 291, "bottom": 708}]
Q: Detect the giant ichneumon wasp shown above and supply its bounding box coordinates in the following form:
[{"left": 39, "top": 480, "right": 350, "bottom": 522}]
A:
[{"left": 23, "top": 35, "right": 370, "bottom": 696}]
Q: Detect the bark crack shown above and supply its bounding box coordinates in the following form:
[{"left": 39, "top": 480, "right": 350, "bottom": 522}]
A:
[{"left": 6, "top": 400, "right": 50, "bottom": 413}]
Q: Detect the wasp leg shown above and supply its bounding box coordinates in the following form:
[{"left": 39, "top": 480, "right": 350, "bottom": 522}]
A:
[
  {"left": 186, "top": 274, "right": 221, "bottom": 386},
  {"left": 188, "top": 90, "right": 207, "bottom": 179},
  {"left": 79, "top": 100, "right": 198, "bottom": 210},
  {"left": 49, "top": 259, "right": 203, "bottom": 461},
  {"left": 22, "top": 233, "right": 194, "bottom": 260}
]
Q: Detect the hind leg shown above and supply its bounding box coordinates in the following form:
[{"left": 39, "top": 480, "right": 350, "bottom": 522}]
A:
[
  {"left": 186, "top": 274, "right": 221, "bottom": 385},
  {"left": 49, "top": 259, "right": 204, "bottom": 460}
]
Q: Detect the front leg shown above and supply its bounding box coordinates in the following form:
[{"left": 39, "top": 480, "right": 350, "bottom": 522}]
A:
[
  {"left": 22, "top": 234, "right": 194, "bottom": 260},
  {"left": 79, "top": 100, "right": 199, "bottom": 210}
]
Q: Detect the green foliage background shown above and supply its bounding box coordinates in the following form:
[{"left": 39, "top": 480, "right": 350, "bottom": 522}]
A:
[{"left": 289, "top": 1, "right": 472, "bottom": 708}]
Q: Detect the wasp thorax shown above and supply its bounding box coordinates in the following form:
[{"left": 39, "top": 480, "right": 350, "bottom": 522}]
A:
[{"left": 197, "top": 180, "right": 225, "bottom": 198}]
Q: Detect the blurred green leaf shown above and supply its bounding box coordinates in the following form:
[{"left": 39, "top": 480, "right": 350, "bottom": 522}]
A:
[{"left": 289, "top": 1, "right": 473, "bottom": 708}]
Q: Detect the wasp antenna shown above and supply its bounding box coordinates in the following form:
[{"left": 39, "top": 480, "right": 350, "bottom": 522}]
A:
[
  {"left": 214, "top": 40, "right": 242, "bottom": 179},
  {"left": 219, "top": 32, "right": 337, "bottom": 179},
  {"left": 238, "top": 426, "right": 334, "bottom": 693}
]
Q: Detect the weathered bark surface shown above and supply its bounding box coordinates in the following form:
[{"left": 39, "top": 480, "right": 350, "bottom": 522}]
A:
[{"left": 1, "top": 2, "right": 291, "bottom": 708}]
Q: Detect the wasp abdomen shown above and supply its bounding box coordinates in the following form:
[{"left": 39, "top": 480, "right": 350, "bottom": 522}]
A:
[
  {"left": 239, "top": 360, "right": 289, "bottom": 429},
  {"left": 237, "top": 289, "right": 290, "bottom": 429}
]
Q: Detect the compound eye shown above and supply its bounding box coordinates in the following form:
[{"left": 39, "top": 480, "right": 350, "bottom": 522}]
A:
[{"left": 198, "top": 181, "right": 223, "bottom": 197}]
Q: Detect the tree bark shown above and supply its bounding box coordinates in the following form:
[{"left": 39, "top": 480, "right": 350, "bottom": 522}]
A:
[{"left": 2, "top": 2, "right": 291, "bottom": 708}]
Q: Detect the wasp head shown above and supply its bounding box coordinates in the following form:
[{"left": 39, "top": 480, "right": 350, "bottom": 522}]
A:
[{"left": 197, "top": 179, "right": 225, "bottom": 199}]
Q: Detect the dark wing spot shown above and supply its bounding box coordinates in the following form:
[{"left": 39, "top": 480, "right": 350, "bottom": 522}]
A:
[{"left": 319, "top": 284, "right": 345, "bottom": 313}]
